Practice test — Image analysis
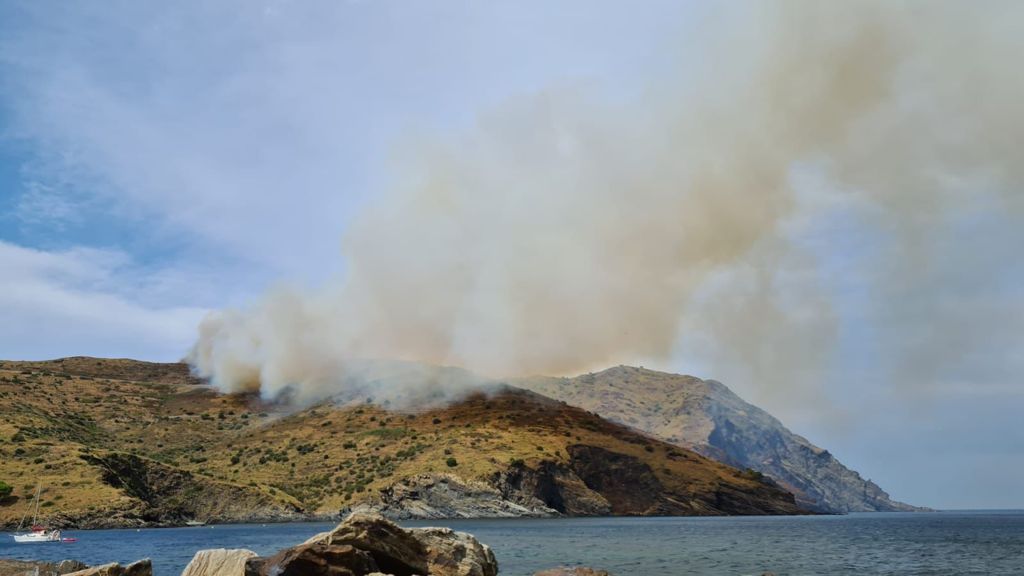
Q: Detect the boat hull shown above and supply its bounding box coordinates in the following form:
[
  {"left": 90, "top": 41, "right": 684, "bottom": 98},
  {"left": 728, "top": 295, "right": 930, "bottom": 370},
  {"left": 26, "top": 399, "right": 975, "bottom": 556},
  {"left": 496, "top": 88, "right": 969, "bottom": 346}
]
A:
[{"left": 12, "top": 531, "right": 61, "bottom": 543}]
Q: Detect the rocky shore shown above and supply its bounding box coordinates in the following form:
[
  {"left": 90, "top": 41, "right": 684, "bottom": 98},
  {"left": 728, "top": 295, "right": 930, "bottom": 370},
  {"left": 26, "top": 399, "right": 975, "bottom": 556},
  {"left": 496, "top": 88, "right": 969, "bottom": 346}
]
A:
[
  {"left": 0, "top": 512, "right": 612, "bottom": 576},
  {"left": 0, "top": 560, "right": 89, "bottom": 576},
  {"left": 0, "top": 559, "right": 151, "bottom": 576}
]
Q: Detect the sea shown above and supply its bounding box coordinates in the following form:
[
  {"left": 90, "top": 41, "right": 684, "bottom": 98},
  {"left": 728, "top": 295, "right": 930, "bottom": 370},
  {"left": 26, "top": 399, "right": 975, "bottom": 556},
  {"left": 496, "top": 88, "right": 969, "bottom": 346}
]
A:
[{"left": 2, "top": 511, "right": 1022, "bottom": 576}]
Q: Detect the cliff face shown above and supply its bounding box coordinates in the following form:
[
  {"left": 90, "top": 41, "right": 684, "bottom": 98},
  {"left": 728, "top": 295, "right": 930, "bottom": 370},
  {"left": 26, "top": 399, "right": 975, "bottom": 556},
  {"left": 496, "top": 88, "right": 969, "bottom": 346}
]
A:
[
  {"left": 0, "top": 358, "right": 804, "bottom": 529},
  {"left": 521, "top": 366, "right": 921, "bottom": 513}
]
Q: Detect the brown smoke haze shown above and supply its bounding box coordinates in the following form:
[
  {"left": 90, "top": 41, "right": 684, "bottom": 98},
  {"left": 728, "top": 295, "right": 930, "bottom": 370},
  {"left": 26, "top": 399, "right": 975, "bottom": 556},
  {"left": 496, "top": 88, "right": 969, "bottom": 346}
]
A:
[{"left": 188, "top": 1, "right": 1024, "bottom": 407}]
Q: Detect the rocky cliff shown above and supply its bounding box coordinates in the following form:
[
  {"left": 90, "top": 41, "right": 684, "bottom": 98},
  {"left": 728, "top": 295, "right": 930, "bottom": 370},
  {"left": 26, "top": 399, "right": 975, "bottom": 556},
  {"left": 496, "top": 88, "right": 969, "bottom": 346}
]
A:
[{"left": 521, "top": 366, "right": 920, "bottom": 513}]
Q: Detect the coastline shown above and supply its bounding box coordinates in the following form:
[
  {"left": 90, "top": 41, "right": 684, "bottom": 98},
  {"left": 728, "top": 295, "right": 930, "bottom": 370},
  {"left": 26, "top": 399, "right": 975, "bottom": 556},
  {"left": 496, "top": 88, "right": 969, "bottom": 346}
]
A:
[{"left": 2, "top": 507, "right": 826, "bottom": 532}]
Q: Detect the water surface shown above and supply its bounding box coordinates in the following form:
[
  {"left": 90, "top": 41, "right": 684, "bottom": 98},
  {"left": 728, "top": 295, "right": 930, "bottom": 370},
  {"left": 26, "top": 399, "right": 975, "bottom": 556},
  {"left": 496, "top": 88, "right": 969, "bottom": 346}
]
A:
[{"left": 2, "top": 511, "right": 1022, "bottom": 575}]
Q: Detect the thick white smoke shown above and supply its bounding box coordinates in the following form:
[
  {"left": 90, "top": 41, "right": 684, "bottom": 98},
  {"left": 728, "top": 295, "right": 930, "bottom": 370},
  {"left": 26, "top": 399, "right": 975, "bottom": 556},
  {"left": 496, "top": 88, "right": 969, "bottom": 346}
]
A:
[{"left": 189, "top": 1, "right": 1024, "bottom": 406}]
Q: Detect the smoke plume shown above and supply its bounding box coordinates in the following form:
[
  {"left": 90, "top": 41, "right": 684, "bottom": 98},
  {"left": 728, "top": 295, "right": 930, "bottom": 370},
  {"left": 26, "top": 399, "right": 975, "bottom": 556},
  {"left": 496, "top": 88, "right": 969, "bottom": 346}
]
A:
[{"left": 189, "top": 1, "right": 1024, "bottom": 407}]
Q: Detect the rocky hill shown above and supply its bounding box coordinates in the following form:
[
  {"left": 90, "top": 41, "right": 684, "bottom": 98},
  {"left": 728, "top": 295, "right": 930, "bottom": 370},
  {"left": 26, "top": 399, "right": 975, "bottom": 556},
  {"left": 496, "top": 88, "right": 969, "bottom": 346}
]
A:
[
  {"left": 0, "top": 358, "right": 804, "bottom": 529},
  {"left": 520, "top": 366, "right": 920, "bottom": 513}
]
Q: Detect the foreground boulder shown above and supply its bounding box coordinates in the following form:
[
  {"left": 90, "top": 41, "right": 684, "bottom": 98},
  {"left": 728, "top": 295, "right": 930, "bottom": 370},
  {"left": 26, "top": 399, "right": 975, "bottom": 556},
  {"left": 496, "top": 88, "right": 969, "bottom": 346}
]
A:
[
  {"left": 250, "top": 543, "right": 379, "bottom": 576},
  {"left": 306, "top": 512, "right": 429, "bottom": 575},
  {"left": 181, "top": 549, "right": 257, "bottom": 576},
  {"left": 65, "top": 559, "right": 152, "bottom": 576},
  {"left": 241, "top": 512, "right": 497, "bottom": 576}
]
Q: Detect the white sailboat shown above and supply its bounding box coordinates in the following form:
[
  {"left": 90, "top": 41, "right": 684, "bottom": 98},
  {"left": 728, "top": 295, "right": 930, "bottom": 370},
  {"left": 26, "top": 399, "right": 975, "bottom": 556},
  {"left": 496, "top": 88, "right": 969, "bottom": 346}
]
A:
[
  {"left": 11, "top": 484, "right": 63, "bottom": 543},
  {"left": 13, "top": 529, "right": 61, "bottom": 543}
]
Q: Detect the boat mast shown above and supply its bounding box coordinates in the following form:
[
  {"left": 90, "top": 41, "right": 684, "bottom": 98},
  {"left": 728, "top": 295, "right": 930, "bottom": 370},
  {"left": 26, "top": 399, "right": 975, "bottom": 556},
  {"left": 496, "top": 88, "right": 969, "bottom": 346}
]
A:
[
  {"left": 31, "top": 484, "right": 41, "bottom": 527},
  {"left": 17, "top": 500, "right": 28, "bottom": 531}
]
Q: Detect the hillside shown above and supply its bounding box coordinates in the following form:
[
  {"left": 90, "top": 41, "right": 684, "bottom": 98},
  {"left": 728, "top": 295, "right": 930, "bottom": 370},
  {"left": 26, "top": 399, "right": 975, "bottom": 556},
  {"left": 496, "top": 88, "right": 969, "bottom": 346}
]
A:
[
  {"left": 0, "top": 358, "right": 804, "bottom": 529},
  {"left": 520, "top": 366, "right": 920, "bottom": 513}
]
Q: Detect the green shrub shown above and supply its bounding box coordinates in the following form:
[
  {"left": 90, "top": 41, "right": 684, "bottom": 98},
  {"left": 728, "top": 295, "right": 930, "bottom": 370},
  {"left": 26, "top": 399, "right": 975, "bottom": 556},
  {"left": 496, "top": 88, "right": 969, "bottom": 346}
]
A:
[
  {"left": 445, "top": 457, "right": 458, "bottom": 468},
  {"left": 739, "top": 468, "right": 765, "bottom": 481},
  {"left": 0, "top": 481, "right": 12, "bottom": 498}
]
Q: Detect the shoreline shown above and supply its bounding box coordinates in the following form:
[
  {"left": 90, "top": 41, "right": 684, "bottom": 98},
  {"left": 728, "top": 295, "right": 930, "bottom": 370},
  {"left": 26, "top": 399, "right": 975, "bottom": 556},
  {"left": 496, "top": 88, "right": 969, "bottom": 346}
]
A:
[{"left": 13, "top": 509, "right": 946, "bottom": 534}]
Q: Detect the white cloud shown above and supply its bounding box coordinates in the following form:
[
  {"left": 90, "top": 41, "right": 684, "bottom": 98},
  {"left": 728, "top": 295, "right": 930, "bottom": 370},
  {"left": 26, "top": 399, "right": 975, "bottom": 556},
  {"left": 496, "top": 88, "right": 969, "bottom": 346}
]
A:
[{"left": 0, "top": 241, "right": 208, "bottom": 361}]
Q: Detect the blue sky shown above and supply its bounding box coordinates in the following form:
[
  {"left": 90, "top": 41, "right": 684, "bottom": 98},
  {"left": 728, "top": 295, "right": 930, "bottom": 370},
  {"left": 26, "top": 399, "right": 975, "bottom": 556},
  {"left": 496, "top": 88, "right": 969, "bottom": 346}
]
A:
[{"left": 1, "top": 1, "right": 1022, "bottom": 509}]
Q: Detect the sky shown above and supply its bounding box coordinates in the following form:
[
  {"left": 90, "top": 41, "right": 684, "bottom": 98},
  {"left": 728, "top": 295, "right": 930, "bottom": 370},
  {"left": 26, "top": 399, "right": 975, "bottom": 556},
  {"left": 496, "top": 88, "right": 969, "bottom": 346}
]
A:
[{"left": 1, "top": 1, "right": 1022, "bottom": 509}]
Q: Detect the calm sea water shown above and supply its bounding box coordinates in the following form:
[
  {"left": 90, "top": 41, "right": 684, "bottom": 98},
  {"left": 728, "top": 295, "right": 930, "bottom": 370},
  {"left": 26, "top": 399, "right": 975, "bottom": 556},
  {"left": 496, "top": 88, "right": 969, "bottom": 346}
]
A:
[{"left": 2, "top": 512, "right": 1022, "bottom": 576}]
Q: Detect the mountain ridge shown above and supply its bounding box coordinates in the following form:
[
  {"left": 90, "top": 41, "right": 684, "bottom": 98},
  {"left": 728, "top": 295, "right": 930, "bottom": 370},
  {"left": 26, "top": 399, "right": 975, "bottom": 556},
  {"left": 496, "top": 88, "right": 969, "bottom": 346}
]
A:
[{"left": 519, "top": 365, "right": 922, "bottom": 513}]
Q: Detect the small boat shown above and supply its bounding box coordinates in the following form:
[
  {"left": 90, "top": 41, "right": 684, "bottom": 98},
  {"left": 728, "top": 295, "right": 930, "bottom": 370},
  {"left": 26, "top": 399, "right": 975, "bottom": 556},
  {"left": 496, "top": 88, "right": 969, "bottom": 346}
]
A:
[
  {"left": 13, "top": 527, "right": 62, "bottom": 543},
  {"left": 185, "top": 520, "right": 206, "bottom": 527},
  {"left": 11, "top": 484, "right": 66, "bottom": 544}
]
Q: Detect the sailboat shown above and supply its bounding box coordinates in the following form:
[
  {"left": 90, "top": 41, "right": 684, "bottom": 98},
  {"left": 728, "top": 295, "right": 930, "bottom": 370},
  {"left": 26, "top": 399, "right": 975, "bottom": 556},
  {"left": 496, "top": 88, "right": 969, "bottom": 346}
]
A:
[{"left": 11, "top": 484, "right": 67, "bottom": 543}]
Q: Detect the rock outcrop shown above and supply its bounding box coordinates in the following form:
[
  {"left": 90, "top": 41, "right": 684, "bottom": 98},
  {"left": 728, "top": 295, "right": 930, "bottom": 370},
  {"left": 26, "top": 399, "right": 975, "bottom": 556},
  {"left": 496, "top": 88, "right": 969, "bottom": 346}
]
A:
[
  {"left": 522, "top": 366, "right": 922, "bottom": 513},
  {"left": 493, "top": 461, "right": 611, "bottom": 516},
  {"left": 349, "top": 473, "right": 558, "bottom": 520},
  {"left": 181, "top": 549, "right": 257, "bottom": 576}
]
